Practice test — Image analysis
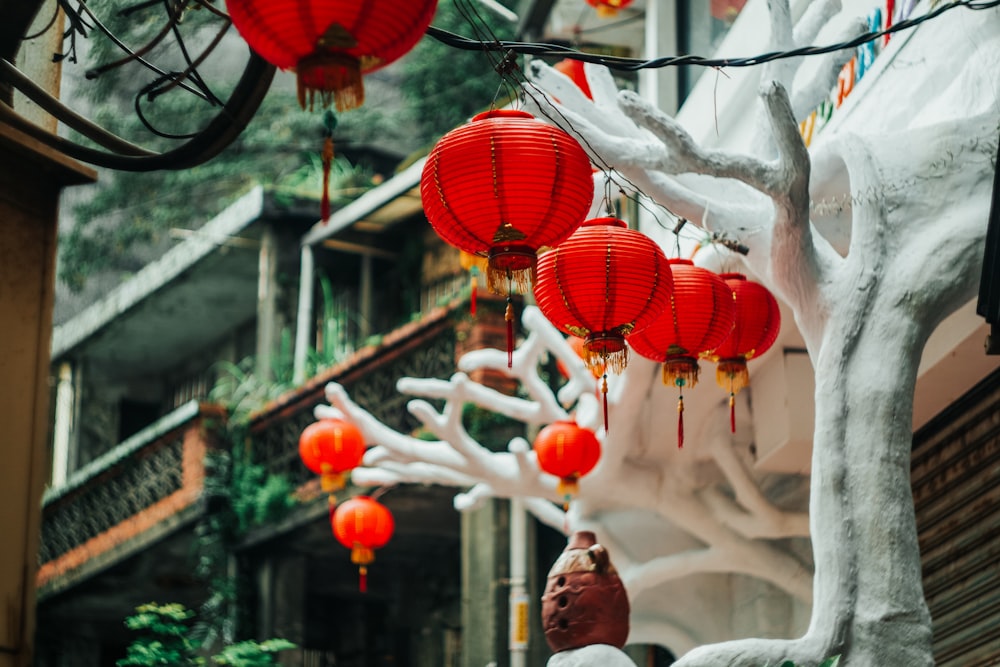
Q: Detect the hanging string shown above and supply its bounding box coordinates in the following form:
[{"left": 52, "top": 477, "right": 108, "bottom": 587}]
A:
[
  {"left": 729, "top": 377, "right": 737, "bottom": 434},
  {"left": 470, "top": 265, "right": 479, "bottom": 316},
  {"left": 676, "top": 377, "right": 685, "bottom": 448}
]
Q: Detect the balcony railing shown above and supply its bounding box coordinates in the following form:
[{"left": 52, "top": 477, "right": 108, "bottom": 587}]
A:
[
  {"left": 37, "top": 401, "right": 224, "bottom": 596},
  {"left": 250, "top": 303, "right": 459, "bottom": 487}
]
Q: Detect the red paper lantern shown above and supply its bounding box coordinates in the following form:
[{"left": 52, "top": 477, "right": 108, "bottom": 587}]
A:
[
  {"left": 628, "top": 259, "right": 736, "bottom": 447},
  {"left": 534, "top": 421, "right": 601, "bottom": 505},
  {"left": 422, "top": 109, "right": 594, "bottom": 366},
  {"left": 534, "top": 217, "right": 672, "bottom": 430},
  {"left": 586, "top": 0, "right": 634, "bottom": 18},
  {"left": 299, "top": 418, "right": 366, "bottom": 493},
  {"left": 709, "top": 273, "right": 781, "bottom": 432},
  {"left": 422, "top": 109, "right": 593, "bottom": 296},
  {"left": 225, "top": 0, "right": 438, "bottom": 111},
  {"left": 332, "top": 495, "right": 394, "bottom": 592},
  {"left": 554, "top": 59, "right": 592, "bottom": 99}
]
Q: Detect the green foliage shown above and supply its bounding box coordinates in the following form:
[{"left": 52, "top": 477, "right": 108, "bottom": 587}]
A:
[
  {"left": 400, "top": 0, "right": 518, "bottom": 146},
  {"left": 118, "top": 604, "right": 201, "bottom": 666},
  {"left": 118, "top": 603, "right": 294, "bottom": 667},
  {"left": 211, "top": 639, "right": 297, "bottom": 666}
]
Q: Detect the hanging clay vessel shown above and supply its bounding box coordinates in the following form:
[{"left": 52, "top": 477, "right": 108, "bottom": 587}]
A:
[{"left": 541, "top": 530, "right": 630, "bottom": 652}]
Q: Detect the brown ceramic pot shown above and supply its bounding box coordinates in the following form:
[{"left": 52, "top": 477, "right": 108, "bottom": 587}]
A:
[{"left": 541, "top": 530, "right": 630, "bottom": 652}]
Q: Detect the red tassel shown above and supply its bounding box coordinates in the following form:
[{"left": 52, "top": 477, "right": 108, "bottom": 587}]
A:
[
  {"left": 677, "top": 394, "right": 684, "bottom": 449},
  {"left": 602, "top": 374, "right": 609, "bottom": 433},
  {"left": 470, "top": 273, "right": 478, "bottom": 316},
  {"left": 359, "top": 565, "right": 368, "bottom": 593},
  {"left": 505, "top": 299, "right": 514, "bottom": 369},
  {"left": 321, "top": 136, "right": 334, "bottom": 222},
  {"left": 730, "top": 393, "right": 736, "bottom": 433}
]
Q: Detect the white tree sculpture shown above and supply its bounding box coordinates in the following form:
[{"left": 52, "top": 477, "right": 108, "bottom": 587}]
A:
[{"left": 320, "top": 0, "right": 1000, "bottom": 664}]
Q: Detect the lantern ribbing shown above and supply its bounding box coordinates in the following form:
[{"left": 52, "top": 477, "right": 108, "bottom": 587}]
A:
[
  {"left": 421, "top": 110, "right": 594, "bottom": 296},
  {"left": 629, "top": 259, "right": 736, "bottom": 447}
]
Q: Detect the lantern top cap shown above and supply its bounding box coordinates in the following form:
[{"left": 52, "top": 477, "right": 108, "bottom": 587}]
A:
[
  {"left": 668, "top": 258, "right": 694, "bottom": 266},
  {"left": 581, "top": 217, "right": 627, "bottom": 229},
  {"left": 471, "top": 109, "right": 535, "bottom": 122},
  {"left": 720, "top": 272, "right": 747, "bottom": 281}
]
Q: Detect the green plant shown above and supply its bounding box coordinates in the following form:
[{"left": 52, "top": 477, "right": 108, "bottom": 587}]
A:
[
  {"left": 117, "top": 603, "right": 295, "bottom": 667},
  {"left": 211, "top": 639, "right": 296, "bottom": 666}
]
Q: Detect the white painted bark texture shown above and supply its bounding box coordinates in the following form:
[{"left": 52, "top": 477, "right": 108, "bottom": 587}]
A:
[{"left": 321, "top": 1, "right": 1000, "bottom": 665}]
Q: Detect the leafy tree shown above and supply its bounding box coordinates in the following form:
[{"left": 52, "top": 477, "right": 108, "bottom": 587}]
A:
[{"left": 400, "top": 0, "right": 518, "bottom": 147}]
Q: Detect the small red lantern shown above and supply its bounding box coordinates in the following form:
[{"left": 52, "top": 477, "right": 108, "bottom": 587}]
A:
[
  {"left": 709, "top": 273, "right": 781, "bottom": 432},
  {"left": 629, "top": 259, "right": 736, "bottom": 447},
  {"left": 422, "top": 110, "right": 594, "bottom": 365},
  {"left": 534, "top": 217, "right": 672, "bottom": 430},
  {"left": 225, "top": 0, "right": 438, "bottom": 112},
  {"left": 332, "top": 495, "right": 394, "bottom": 592},
  {"left": 299, "top": 418, "right": 366, "bottom": 494},
  {"left": 534, "top": 421, "right": 601, "bottom": 507},
  {"left": 554, "top": 59, "right": 592, "bottom": 99},
  {"left": 586, "top": 0, "right": 634, "bottom": 18}
]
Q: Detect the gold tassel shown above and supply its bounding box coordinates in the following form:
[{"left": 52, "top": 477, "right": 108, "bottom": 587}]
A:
[
  {"left": 716, "top": 359, "right": 749, "bottom": 393},
  {"left": 586, "top": 346, "right": 628, "bottom": 375},
  {"left": 486, "top": 263, "right": 534, "bottom": 295},
  {"left": 296, "top": 53, "right": 365, "bottom": 112},
  {"left": 320, "top": 470, "right": 348, "bottom": 494},
  {"left": 663, "top": 357, "right": 700, "bottom": 388}
]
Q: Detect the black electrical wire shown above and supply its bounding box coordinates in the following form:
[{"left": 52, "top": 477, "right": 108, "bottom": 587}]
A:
[
  {"left": 0, "top": 50, "right": 275, "bottom": 171},
  {"left": 428, "top": 0, "right": 1000, "bottom": 72}
]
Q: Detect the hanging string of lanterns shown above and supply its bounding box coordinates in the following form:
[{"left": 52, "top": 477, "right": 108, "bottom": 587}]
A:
[
  {"left": 708, "top": 273, "right": 781, "bottom": 433},
  {"left": 421, "top": 109, "right": 594, "bottom": 367},
  {"left": 331, "top": 495, "right": 395, "bottom": 593},
  {"left": 534, "top": 217, "right": 672, "bottom": 431},
  {"left": 628, "top": 259, "right": 736, "bottom": 448}
]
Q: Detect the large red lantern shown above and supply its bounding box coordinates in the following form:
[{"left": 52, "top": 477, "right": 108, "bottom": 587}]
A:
[
  {"left": 709, "top": 273, "right": 781, "bottom": 432},
  {"left": 586, "top": 0, "right": 634, "bottom": 18},
  {"left": 225, "top": 0, "right": 438, "bottom": 112},
  {"left": 332, "top": 495, "right": 394, "bottom": 592},
  {"left": 534, "top": 421, "right": 601, "bottom": 507},
  {"left": 629, "top": 259, "right": 736, "bottom": 447},
  {"left": 422, "top": 109, "right": 594, "bottom": 366},
  {"left": 534, "top": 217, "right": 672, "bottom": 430},
  {"left": 299, "top": 418, "right": 366, "bottom": 494}
]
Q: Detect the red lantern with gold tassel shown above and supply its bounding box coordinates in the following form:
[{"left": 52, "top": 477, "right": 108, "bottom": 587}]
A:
[
  {"left": 421, "top": 110, "right": 594, "bottom": 367},
  {"left": 225, "top": 0, "right": 437, "bottom": 221},
  {"left": 629, "top": 260, "right": 736, "bottom": 448},
  {"left": 332, "top": 495, "right": 394, "bottom": 593},
  {"left": 708, "top": 273, "right": 781, "bottom": 433},
  {"left": 585, "top": 0, "right": 634, "bottom": 18},
  {"left": 299, "top": 418, "right": 366, "bottom": 495},
  {"left": 534, "top": 421, "right": 601, "bottom": 509},
  {"left": 225, "top": 0, "right": 437, "bottom": 112},
  {"left": 534, "top": 218, "right": 672, "bottom": 431}
]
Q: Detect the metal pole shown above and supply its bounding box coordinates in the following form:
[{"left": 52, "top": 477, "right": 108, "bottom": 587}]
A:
[
  {"left": 509, "top": 497, "right": 529, "bottom": 667},
  {"left": 293, "top": 244, "right": 315, "bottom": 385}
]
